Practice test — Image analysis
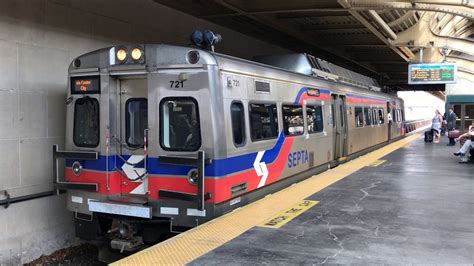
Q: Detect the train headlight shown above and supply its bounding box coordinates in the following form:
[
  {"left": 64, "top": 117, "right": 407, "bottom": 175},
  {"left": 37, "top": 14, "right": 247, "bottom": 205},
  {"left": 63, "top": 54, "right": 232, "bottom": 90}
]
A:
[
  {"left": 116, "top": 48, "right": 128, "bottom": 62},
  {"left": 72, "top": 161, "right": 82, "bottom": 177},
  {"left": 187, "top": 169, "right": 198, "bottom": 186},
  {"left": 186, "top": 50, "right": 200, "bottom": 64},
  {"left": 131, "top": 48, "right": 143, "bottom": 61}
]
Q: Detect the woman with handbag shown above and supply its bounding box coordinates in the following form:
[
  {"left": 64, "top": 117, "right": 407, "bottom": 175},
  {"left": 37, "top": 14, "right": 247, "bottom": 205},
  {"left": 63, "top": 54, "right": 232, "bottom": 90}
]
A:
[{"left": 432, "top": 109, "right": 443, "bottom": 144}]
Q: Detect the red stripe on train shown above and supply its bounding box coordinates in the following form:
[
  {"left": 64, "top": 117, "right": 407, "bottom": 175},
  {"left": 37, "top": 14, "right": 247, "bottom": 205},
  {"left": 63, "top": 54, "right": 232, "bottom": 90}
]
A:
[{"left": 64, "top": 137, "right": 295, "bottom": 203}]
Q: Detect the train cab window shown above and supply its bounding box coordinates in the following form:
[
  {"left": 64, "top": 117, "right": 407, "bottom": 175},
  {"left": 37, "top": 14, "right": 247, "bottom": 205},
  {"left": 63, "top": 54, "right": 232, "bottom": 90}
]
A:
[
  {"left": 249, "top": 103, "right": 279, "bottom": 141},
  {"left": 73, "top": 97, "right": 99, "bottom": 147},
  {"left": 354, "top": 107, "right": 364, "bottom": 127},
  {"left": 307, "top": 105, "right": 324, "bottom": 133},
  {"left": 378, "top": 109, "right": 385, "bottom": 124},
  {"left": 160, "top": 98, "right": 201, "bottom": 151},
  {"left": 282, "top": 105, "right": 304, "bottom": 136},
  {"left": 126, "top": 98, "right": 148, "bottom": 147},
  {"left": 364, "top": 107, "right": 372, "bottom": 126},
  {"left": 231, "top": 102, "right": 246, "bottom": 146}
]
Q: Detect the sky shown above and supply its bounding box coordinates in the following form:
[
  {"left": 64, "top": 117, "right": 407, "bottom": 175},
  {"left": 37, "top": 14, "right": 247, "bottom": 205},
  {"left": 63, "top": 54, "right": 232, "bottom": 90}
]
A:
[{"left": 397, "top": 91, "right": 445, "bottom": 121}]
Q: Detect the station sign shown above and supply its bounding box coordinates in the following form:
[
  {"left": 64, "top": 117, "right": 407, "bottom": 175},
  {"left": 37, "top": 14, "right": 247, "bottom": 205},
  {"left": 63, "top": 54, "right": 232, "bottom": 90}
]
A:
[{"left": 408, "top": 63, "right": 457, "bottom": 84}]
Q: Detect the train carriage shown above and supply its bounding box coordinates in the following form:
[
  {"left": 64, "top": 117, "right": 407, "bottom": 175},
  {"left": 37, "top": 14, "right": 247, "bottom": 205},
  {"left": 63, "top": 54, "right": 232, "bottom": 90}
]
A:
[{"left": 53, "top": 44, "right": 405, "bottom": 250}]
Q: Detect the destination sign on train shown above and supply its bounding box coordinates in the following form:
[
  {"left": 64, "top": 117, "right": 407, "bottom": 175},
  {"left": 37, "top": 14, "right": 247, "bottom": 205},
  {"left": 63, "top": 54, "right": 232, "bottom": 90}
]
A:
[
  {"left": 408, "top": 63, "right": 457, "bottom": 84},
  {"left": 71, "top": 76, "right": 100, "bottom": 94}
]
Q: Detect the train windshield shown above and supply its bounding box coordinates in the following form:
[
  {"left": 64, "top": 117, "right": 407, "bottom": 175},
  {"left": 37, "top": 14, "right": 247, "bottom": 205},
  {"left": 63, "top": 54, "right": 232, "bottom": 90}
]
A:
[
  {"left": 73, "top": 97, "right": 99, "bottom": 147},
  {"left": 160, "top": 97, "right": 201, "bottom": 151}
]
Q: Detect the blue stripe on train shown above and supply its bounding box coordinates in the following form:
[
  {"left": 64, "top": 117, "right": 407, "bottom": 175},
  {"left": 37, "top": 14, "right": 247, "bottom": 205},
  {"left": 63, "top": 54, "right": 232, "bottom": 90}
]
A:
[
  {"left": 66, "top": 132, "right": 286, "bottom": 177},
  {"left": 66, "top": 86, "right": 330, "bottom": 177}
]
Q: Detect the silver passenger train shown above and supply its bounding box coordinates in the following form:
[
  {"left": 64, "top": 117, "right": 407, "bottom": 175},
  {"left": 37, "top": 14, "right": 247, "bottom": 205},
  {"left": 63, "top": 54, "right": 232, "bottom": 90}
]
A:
[{"left": 53, "top": 44, "right": 405, "bottom": 251}]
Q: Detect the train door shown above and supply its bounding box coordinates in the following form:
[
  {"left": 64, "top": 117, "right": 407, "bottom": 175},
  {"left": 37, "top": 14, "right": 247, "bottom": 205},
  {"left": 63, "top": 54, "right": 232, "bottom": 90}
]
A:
[
  {"left": 332, "top": 94, "right": 348, "bottom": 160},
  {"left": 387, "top": 102, "right": 392, "bottom": 141},
  {"left": 119, "top": 78, "right": 149, "bottom": 195}
]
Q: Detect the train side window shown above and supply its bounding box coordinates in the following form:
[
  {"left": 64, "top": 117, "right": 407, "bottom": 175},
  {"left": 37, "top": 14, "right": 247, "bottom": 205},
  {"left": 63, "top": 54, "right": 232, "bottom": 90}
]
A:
[
  {"left": 160, "top": 97, "right": 201, "bottom": 151},
  {"left": 73, "top": 97, "right": 100, "bottom": 147},
  {"left": 396, "top": 109, "right": 401, "bottom": 122},
  {"left": 249, "top": 103, "right": 279, "bottom": 141},
  {"left": 339, "top": 104, "right": 344, "bottom": 127},
  {"left": 282, "top": 105, "right": 304, "bottom": 136},
  {"left": 331, "top": 104, "right": 335, "bottom": 128},
  {"left": 373, "top": 108, "right": 378, "bottom": 125},
  {"left": 364, "top": 107, "right": 372, "bottom": 126},
  {"left": 354, "top": 106, "right": 364, "bottom": 127},
  {"left": 378, "top": 109, "right": 385, "bottom": 124},
  {"left": 307, "top": 105, "right": 324, "bottom": 133},
  {"left": 126, "top": 98, "right": 148, "bottom": 147},
  {"left": 231, "top": 102, "right": 246, "bottom": 146}
]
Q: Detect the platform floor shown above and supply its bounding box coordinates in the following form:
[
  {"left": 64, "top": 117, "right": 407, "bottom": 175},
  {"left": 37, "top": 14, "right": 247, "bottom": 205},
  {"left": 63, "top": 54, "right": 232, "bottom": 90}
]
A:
[{"left": 115, "top": 135, "right": 474, "bottom": 265}]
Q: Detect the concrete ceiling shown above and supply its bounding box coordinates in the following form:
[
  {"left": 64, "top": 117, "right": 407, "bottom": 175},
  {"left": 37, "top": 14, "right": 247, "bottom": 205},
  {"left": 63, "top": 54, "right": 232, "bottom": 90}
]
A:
[{"left": 154, "top": 0, "right": 473, "bottom": 91}]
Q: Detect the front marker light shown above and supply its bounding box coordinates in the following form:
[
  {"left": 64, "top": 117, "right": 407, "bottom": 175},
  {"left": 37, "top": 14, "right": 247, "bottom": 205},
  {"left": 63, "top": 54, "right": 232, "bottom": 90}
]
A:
[
  {"left": 131, "top": 48, "right": 143, "bottom": 61},
  {"left": 116, "top": 48, "right": 127, "bottom": 62},
  {"left": 72, "top": 161, "right": 82, "bottom": 176}
]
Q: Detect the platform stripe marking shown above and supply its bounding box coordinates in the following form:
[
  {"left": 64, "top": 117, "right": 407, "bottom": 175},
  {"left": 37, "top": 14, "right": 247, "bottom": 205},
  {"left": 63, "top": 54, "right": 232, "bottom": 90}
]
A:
[
  {"left": 112, "top": 133, "right": 420, "bottom": 266},
  {"left": 259, "top": 200, "right": 318, "bottom": 229},
  {"left": 368, "top": 159, "right": 386, "bottom": 167}
]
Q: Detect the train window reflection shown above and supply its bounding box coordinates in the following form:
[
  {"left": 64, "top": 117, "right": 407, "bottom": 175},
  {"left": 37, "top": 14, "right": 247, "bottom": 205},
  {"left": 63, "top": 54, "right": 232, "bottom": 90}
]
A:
[
  {"left": 378, "top": 109, "right": 385, "bottom": 124},
  {"left": 160, "top": 97, "right": 201, "bottom": 151},
  {"left": 231, "top": 102, "right": 246, "bottom": 146},
  {"left": 73, "top": 97, "right": 99, "bottom": 147},
  {"left": 126, "top": 98, "right": 148, "bottom": 148},
  {"left": 282, "top": 105, "right": 304, "bottom": 136},
  {"left": 307, "top": 105, "right": 324, "bottom": 133},
  {"left": 364, "top": 107, "right": 372, "bottom": 126},
  {"left": 354, "top": 107, "right": 363, "bottom": 127},
  {"left": 249, "top": 103, "right": 279, "bottom": 141}
]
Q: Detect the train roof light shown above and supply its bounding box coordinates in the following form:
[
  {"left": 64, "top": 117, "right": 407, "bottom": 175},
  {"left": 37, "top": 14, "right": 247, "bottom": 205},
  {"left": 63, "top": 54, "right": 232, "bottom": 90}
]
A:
[
  {"left": 116, "top": 48, "right": 127, "bottom": 63},
  {"left": 131, "top": 47, "right": 143, "bottom": 61}
]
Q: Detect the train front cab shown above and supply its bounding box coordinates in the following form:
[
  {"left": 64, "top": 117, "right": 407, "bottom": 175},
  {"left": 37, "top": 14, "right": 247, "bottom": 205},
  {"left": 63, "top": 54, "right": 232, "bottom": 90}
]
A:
[{"left": 53, "top": 45, "right": 222, "bottom": 249}]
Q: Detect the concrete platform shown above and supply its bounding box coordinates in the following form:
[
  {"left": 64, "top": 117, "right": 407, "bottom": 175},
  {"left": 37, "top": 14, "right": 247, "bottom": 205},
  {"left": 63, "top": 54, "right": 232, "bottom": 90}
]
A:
[{"left": 115, "top": 135, "right": 474, "bottom": 265}]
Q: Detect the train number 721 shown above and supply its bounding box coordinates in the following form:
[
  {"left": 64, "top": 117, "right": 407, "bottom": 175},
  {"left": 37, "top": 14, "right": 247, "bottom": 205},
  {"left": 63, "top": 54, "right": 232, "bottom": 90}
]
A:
[{"left": 169, "top": 80, "right": 185, "bottom": 88}]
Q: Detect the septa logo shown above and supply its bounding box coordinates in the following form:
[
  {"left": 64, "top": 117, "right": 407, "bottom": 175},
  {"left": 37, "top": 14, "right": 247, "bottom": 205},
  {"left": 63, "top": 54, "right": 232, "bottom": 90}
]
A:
[{"left": 288, "top": 150, "right": 309, "bottom": 168}]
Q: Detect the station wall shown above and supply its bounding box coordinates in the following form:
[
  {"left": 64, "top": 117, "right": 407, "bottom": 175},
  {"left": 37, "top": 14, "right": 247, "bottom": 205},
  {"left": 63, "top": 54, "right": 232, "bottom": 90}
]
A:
[{"left": 0, "top": 0, "right": 288, "bottom": 263}]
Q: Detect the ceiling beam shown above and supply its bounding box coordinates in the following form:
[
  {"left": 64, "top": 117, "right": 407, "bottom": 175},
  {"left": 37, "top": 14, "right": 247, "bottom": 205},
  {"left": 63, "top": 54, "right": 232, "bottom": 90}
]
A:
[
  {"left": 212, "top": 0, "right": 382, "bottom": 77},
  {"left": 338, "top": 0, "right": 410, "bottom": 62}
]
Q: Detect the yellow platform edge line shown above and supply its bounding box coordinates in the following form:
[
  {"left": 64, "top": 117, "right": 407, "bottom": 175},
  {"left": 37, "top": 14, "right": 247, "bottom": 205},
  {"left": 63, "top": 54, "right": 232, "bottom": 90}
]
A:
[{"left": 113, "top": 134, "right": 420, "bottom": 266}]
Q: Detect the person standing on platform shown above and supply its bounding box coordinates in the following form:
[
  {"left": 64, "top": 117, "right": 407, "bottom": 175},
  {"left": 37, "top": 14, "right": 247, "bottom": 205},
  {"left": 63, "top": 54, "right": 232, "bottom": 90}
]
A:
[
  {"left": 432, "top": 109, "right": 443, "bottom": 143},
  {"left": 446, "top": 107, "right": 458, "bottom": 146}
]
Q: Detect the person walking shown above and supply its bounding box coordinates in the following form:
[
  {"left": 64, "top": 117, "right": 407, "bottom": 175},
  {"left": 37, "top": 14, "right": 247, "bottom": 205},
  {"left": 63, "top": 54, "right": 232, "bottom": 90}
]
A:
[
  {"left": 446, "top": 107, "right": 458, "bottom": 146},
  {"left": 432, "top": 109, "right": 443, "bottom": 144}
]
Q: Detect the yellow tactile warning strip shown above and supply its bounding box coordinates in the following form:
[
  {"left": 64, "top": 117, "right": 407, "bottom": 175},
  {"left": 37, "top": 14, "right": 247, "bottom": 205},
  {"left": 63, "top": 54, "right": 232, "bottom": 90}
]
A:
[
  {"left": 113, "top": 134, "right": 420, "bottom": 266},
  {"left": 259, "top": 200, "right": 319, "bottom": 229},
  {"left": 368, "top": 159, "right": 386, "bottom": 167}
]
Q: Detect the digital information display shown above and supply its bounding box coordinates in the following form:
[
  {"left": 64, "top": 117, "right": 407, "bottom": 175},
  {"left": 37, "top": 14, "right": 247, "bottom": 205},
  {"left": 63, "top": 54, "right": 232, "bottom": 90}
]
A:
[
  {"left": 408, "top": 63, "right": 457, "bottom": 84},
  {"left": 71, "top": 76, "right": 100, "bottom": 94}
]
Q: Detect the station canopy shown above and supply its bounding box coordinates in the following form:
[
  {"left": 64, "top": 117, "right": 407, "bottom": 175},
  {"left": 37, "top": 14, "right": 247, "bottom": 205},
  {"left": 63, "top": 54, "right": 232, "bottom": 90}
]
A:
[{"left": 155, "top": 0, "right": 473, "bottom": 94}]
